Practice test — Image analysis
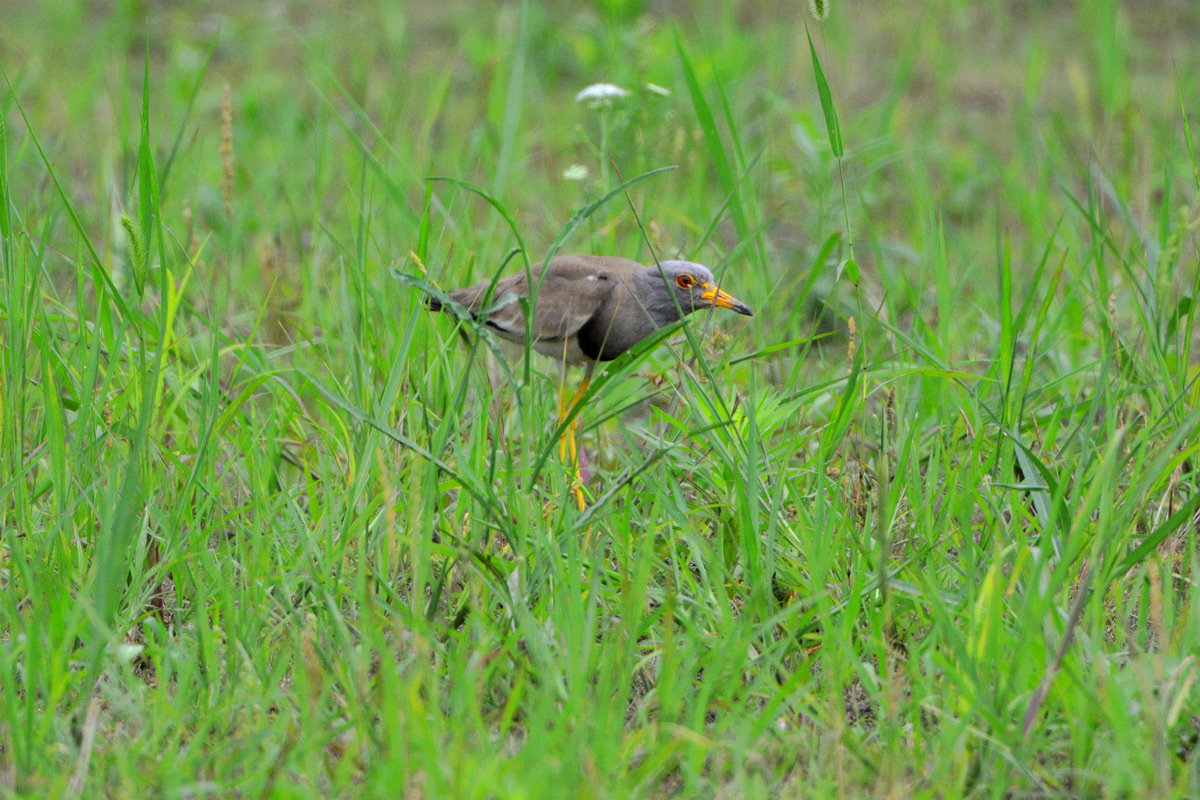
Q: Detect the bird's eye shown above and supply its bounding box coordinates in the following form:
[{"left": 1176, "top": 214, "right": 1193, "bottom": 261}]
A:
[{"left": 676, "top": 275, "right": 693, "bottom": 289}]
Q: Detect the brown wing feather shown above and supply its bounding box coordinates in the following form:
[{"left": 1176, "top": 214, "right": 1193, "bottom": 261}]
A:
[{"left": 445, "top": 256, "right": 639, "bottom": 346}]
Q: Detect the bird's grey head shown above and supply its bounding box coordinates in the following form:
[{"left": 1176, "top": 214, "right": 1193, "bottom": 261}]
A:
[{"left": 648, "top": 260, "right": 754, "bottom": 318}]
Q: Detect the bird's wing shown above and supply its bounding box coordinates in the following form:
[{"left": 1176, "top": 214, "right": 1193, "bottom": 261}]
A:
[
  {"left": 450, "top": 256, "right": 633, "bottom": 343},
  {"left": 526, "top": 258, "right": 626, "bottom": 341}
]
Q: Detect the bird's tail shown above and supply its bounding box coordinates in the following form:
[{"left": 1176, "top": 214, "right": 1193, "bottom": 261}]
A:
[{"left": 394, "top": 272, "right": 449, "bottom": 312}]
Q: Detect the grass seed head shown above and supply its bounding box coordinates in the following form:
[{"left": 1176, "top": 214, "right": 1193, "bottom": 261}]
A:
[{"left": 220, "top": 83, "right": 234, "bottom": 218}]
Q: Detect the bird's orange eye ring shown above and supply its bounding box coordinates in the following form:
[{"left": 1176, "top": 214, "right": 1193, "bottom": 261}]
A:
[{"left": 676, "top": 275, "right": 693, "bottom": 289}]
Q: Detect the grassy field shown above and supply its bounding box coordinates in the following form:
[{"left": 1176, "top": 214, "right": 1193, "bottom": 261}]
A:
[{"left": 3, "top": 0, "right": 1200, "bottom": 796}]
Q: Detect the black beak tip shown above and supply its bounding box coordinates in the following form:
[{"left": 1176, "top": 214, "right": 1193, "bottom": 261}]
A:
[{"left": 735, "top": 302, "right": 754, "bottom": 317}]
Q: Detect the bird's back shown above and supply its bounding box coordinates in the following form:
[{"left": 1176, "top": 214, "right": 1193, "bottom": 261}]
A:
[
  {"left": 450, "top": 255, "right": 628, "bottom": 332},
  {"left": 431, "top": 255, "right": 692, "bottom": 364}
]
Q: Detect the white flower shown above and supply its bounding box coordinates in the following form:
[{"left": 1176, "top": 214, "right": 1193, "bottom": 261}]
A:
[
  {"left": 562, "top": 164, "right": 589, "bottom": 181},
  {"left": 575, "top": 82, "right": 630, "bottom": 107},
  {"left": 645, "top": 82, "right": 671, "bottom": 97}
]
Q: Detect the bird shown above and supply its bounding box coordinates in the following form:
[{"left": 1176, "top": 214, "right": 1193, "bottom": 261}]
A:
[{"left": 425, "top": 254, "right": 754, "bottom": 508}]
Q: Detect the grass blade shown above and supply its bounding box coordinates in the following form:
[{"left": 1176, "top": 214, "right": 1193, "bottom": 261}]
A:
[{"left": 807, "top": 27, "right": 843, "bottom": 157}]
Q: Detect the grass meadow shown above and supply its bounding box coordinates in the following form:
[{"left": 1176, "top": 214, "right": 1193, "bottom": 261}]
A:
[{"left": 4, "top": 0, "right": 1200, "bottom": 796}]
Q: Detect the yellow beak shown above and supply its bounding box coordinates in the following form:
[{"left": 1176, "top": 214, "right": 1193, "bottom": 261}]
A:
[{"left": 700, "top": 284, "right": 754, "bottom": 316}]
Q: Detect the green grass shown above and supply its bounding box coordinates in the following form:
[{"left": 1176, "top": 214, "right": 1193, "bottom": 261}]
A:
[{"left": 3, "top": 1, "right": 1200, "bottom": 797}]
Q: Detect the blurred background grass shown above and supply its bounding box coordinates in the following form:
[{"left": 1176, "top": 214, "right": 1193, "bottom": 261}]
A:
[{"left": 3, "top": 0, "right": 1200, "bottom": 797}]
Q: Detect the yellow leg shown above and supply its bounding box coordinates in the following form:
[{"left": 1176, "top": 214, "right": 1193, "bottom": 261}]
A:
[
  {"left": 558, "top": 384, "right": 570, "bottom": 463},
  {"left": 560, "top": 375, "right": 591, "bottom": 511}
]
